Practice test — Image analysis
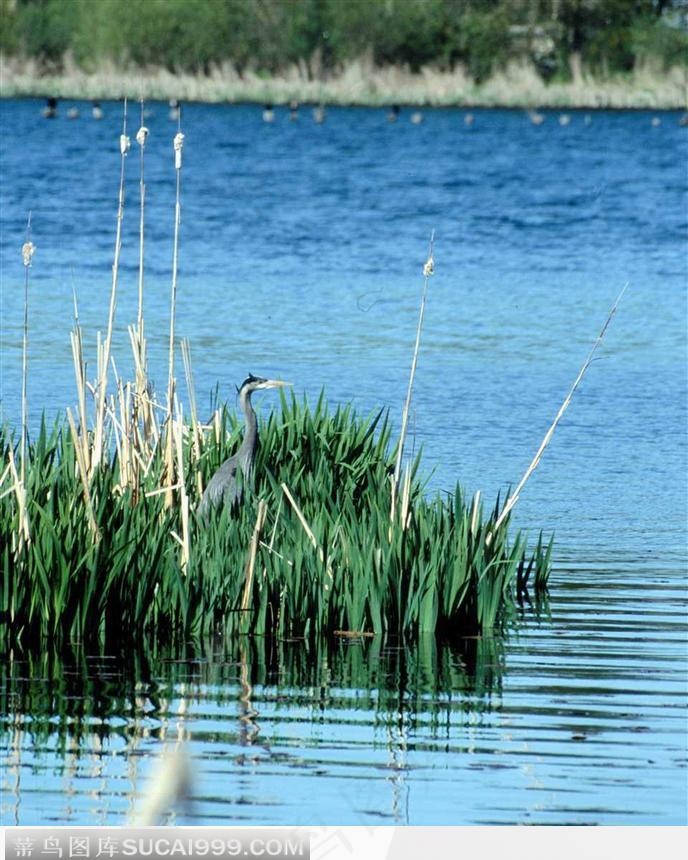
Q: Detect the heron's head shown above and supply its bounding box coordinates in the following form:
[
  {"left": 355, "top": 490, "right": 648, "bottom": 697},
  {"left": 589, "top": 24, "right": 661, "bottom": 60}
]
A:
[{"left": 238, "top": 373, "right": 292, "bottom": 396}]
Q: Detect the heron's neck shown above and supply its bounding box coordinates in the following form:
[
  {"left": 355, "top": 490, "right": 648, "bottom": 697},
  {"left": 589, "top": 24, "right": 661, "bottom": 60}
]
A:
[{"left": 238, "top": 389, "right": 258, "bottom": 477}]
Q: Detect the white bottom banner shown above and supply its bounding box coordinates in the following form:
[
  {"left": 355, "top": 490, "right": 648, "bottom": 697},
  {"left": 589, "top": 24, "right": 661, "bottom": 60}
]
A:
[{"left": 1, "top": 826, "right": 685, "bottom": 860}]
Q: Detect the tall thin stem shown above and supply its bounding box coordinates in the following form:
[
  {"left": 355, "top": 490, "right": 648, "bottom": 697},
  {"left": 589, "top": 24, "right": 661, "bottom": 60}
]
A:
[
  {"left": 393, "top": 231, "right": 435, "bottom": 496},
  {"left": 136, "top": 100, "right": 147, "bottom": 344},
  {"left": 20, "top": 214, "right": 33, "bottom": 495},
  {"left": 491, "top": 285, "right": 628, "bottom": 536},
  {"left": 167, "top": 118, "right": 184, "bottom": 418},
  {"left": 133, "top": 104, "right": 152, "bottom": 446},
  {"left": 93, "top": 98, "right": 129, "bottom": 471},
  {"left": 164, "top": 114, "right": 184, "bottom": 508}
]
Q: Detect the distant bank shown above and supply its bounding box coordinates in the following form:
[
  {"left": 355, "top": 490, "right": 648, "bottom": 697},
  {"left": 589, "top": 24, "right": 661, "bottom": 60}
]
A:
[{"left": 1, "top": 56, "right": 686, "bottom": 110}]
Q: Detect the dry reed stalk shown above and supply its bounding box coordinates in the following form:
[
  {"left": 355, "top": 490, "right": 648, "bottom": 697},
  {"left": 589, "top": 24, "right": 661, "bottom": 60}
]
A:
[
  {"left": 106, "top": 363, "right": 126, "bottom": 491},
  {"left": 257, "top": 543, "right": 293, "bottom": 567},
  {"left": 7, "top": 444, "right": 30, "bottom": 549},
  {"left": 66, "top": 408, "right": 99, "bottom": 538},
  {"left": 131, "top": 106, "right": 152, "bottom": 446},
  {"left": 181, "top": 337, "right": 203, "bottom": 497},
  {"left": 70, "top": 288, "right": 91, "bottom": 474},
  {"left": 281, "top": 483, "right": 316, "bottom": 544},
  {"left": 130, "top": 446, "right": 153, "bottom": 480},
  {"left": 123, "top": 378, "right": 150, "bottom": 491},
  {"left": 20, "top": 220, "right": 34, "bottom": 506},
  {"left": 260, "top": 496, "right": 284, "bottom": 579},
  {"left": 489, "top": 286, "right": 628, "bottom": 538},
  {"left": 127, "top": 324, "right": 158, "bottom": 450},
  {"left": 105, "top": 390, "right": 129, "bottom": 478},
  {"left": 388, "top": 474, "right": 396, "bottom": 536},
  {"left": 0, "top": 485, "right": 20, "bottom": 504},
  {"left": 0, "top": 461, "right": 12, "bottom": 494},
  {"left": 115, "top": 379, "right": 136, "bottom": 493},
  {"left": 145, "top": 483, "right": 182, "bottom": 498},
  {"left": 135, "top": 104, "right": 148, "bottom": 344},
  {"left": 163, "top": 430, "right": 175, "bottom": 509},
  {"left": 470, "top": 490, "right": 481, "bottom": 535},
  {"left": 170, "top": 531, "right": 185, "bottom": 549},
  {"left": 172, "top": 400, "right": 190, "bottom": 570},
  {"left": 164, "top": 122, "right": 184, "bottom": 508},
  {"left": 100, "top": 371, "right": 144, "bottom": 496},
  {"left": 242, "top": 499, "right": 267, "bottom": 612},
  {"left": 281, "top": 482, "right": 334, "bottom": 585},
  {"left": 11, "top": 228, "right": 36, "bottom": 551},
  {"left": 93, "top": 100, "right": 130, "bottom": 473},
  {"left": 392, "top": 231, "right": 435, "bottom": 510},
  {"left": 400, "top": 461, "right": 412, "bottom": 529},
  {"left": 109, "top": 395, "right": 124, "bottom": 493}
]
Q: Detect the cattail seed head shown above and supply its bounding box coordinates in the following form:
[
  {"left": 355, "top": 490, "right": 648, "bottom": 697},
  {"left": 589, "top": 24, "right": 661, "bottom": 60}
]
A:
[
  {"left": 136, "top": 126, "right": 149, "bottom": 147},
  {"left": 423, "top": 256, "right": 434, "bottom": 277},
  {"left": 173, "top": 132, "right": 184, "bottom": 169},
  {"left": 120, "top": 134, "right": 131, "bottom": 155},
  {"left": 22, "top": 241, "right": 35, "bottom": 267}
]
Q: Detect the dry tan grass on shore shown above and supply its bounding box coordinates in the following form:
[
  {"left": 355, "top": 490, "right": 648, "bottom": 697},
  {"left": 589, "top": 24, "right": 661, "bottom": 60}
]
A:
[{"left": 1, "top": 53, "right": 686, "bottom": 109}]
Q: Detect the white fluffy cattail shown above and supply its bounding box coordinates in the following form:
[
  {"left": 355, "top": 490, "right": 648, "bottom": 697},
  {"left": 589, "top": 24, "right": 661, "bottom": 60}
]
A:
[
  {"left": 21, "top": 242, "right": 35, "bottom": 267},
  {"left": 120, "top": 134, "right": 131, "bottom": 155},
  {"left": 136, "top": 126, "right": 149, "bottom": 147},
  {"left": 173, "top": 132, "right": 184, "bottom": 169}
]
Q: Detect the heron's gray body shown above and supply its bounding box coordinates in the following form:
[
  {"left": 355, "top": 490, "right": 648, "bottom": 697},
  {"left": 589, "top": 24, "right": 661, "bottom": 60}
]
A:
[
  {"left": 198, "top": 452, "right": 246, "bottom": 514},
  {"left": 198, "top": 374, "right": 289, "bottom": 518}
]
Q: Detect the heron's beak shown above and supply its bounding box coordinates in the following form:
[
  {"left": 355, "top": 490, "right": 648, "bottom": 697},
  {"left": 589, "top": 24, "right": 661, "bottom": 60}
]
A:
[{"left": 258, "top": 379, "right": 292, "bottom": 390}]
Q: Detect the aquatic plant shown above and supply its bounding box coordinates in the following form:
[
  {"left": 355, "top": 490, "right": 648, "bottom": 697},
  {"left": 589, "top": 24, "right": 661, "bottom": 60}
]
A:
[{"left": 0, "top": 391, "right": 551, "bottom": 650}]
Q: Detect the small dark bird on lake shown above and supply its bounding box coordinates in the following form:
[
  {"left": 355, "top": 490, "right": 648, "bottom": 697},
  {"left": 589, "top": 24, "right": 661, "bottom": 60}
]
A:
[
  {"left": 198, "top": 374, "right": 291, "bottom": 518},
  {"left": 387, "top": 104, "right": 400, "bottom": 123},
  {"left": 42, "top": 97, "right": 58, "bottom": 119}
]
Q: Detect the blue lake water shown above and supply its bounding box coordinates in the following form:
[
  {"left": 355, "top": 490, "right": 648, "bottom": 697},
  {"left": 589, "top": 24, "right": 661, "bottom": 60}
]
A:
[{"left": 1, "top": 99, "right": 687, "bottom": 825}]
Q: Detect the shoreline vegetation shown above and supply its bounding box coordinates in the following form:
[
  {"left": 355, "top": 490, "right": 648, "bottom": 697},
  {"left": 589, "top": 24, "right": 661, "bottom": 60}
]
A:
[
  {"left": 1, "top": 0, "right": 687, "bottom": 110},
  {"left": 2, "top": 97, "right": 623, "bottom": 652},
  {"left": 1, "top": 54, "right": 686, "bottom": 110}
]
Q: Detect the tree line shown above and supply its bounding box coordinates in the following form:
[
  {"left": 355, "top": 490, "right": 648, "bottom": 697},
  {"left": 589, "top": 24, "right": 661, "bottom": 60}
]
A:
[{"left": 0, "top": 0, "right": 685, "bottom": 83}]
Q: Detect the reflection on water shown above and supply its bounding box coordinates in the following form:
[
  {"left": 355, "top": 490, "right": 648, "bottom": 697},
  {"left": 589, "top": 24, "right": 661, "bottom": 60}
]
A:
[
  {"left": 2, "top": 561, "right": 686, "bottom": 828},
  {"left": 1, "top": 634, "right": 506, "bottom": 751},
  {"left": 1, "top": 635, "right": 506, "bottom": 825}
]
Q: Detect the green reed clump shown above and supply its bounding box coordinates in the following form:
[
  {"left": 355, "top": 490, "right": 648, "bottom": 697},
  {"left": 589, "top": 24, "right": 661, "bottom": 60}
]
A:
[{"left": 1, "top": 391, "right": 550, "bottom": 651}]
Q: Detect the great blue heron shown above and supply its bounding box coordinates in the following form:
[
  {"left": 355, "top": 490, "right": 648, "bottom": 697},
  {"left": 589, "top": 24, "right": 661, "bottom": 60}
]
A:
[{"left": 198, "top": 374, "right": 291, "bottom": 518}]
